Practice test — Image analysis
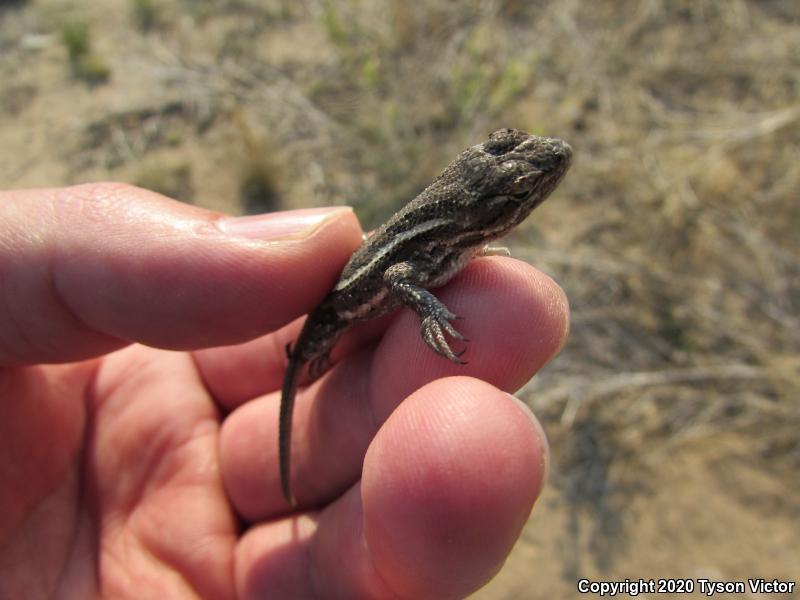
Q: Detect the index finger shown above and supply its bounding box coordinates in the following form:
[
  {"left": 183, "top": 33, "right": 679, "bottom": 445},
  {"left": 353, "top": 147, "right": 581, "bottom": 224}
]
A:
[{"left": 0, "top": 183, "right": 362, "bottom": 366}]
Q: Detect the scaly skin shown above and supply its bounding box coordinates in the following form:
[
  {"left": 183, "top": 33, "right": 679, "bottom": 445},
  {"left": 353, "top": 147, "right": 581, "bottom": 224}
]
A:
[{"left": 280, "top": 128, "right": 572, "bottom": 506}]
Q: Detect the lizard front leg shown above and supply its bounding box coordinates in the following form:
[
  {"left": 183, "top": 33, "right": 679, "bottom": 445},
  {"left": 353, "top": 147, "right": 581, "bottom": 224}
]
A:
[{"left": 384, "top": 261, "right": 467, "bottom": 364}]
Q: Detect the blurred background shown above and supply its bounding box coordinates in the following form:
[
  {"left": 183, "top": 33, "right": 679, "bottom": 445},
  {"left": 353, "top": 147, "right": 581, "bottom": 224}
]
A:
[{"left": 1, "top": 0, "right": 798, "bottom": 597}]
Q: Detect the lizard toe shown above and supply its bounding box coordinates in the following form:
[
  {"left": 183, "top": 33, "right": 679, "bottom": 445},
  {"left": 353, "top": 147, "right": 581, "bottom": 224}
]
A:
[{"left": 421, "top": 315, "right": 468, "bottom": 364}]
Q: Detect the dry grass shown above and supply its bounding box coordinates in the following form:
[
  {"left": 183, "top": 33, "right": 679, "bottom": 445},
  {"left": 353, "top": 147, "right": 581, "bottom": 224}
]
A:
[
  {"left": 59, "top": 20, "right": 111, "bottom": 83},
  {"left": 1, "top": 0, "right": 798, "bottom": 593}
]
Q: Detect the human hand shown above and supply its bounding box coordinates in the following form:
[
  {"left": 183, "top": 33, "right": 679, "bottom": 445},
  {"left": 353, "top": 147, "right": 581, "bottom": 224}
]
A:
[{"left": 0, "top": 183, "right": 568, "bottom": 599}]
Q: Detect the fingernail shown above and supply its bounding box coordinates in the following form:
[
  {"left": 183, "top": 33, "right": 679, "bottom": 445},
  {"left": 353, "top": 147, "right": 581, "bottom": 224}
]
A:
[{"left": 218, "top": 206, "right": 353, "bottom": 241}]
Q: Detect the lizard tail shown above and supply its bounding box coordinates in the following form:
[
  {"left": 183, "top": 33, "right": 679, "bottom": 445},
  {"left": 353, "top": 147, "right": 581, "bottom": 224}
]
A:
[{"left": 279, "top": 355, "right": 302, "bottom": 507}]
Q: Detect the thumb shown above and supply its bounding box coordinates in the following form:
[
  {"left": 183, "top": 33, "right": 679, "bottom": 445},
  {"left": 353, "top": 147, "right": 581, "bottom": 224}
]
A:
[{"left": 0, "top": 183, "right": 361, "bottom": 366}]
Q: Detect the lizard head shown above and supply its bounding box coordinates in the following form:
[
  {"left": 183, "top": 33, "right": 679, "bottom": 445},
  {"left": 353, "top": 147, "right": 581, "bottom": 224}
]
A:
[{"left": 455, "top": 128, "right": 572, "bottom": 234}]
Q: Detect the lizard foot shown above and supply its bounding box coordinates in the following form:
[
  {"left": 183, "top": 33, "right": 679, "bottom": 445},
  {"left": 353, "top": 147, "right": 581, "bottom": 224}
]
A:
[
  {"left": 421, "top": 308, "right": 468, "bottom": 364},
  {"left": 308, "top": 352, "right": 331, "bottom": 381},
  {"left": 478, "top": 244, "right": 510, "bottom": 257}
]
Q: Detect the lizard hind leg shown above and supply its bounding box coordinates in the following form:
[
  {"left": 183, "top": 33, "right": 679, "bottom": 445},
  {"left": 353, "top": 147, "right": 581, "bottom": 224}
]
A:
[
  {"left": 308, "top": 352, "right": 332, "bottom": 381},
  {"left": 477, "top": 244, "right": 510, "bottom": 257}
]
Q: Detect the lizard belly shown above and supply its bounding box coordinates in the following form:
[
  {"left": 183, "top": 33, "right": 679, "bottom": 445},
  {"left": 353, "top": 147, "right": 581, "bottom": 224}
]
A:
[
  {"left": 338, "top": 287, "right": 390, "bottom": 320},
  {"left": 424, "top": 244, "right": 482, "bottom": 289}
]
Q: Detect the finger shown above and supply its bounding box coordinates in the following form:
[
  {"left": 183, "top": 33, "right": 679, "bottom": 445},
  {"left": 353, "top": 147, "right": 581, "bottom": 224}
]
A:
[
  {"left": 199, "top": 256, "right": 566, "bottom": 409},
  {"left": 374, "top": 257, "right": 569, "bottom": 402},
  {"left": 219, "top": 258, "right": 567, "bottom": 516},
  {"left": 193, "top": 311, "right": 394, "bottom": 411},
  {"left": 0, "top": 183, "right": 361, "bottom": 366},
  {"left": 234, "top": 377, "right": 548, "bottom": 599}
]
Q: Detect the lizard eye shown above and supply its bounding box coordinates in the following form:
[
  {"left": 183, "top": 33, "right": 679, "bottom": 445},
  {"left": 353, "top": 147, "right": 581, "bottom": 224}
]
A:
[{"left": 510, "top": 172, "right": 537, "bottom": 200}]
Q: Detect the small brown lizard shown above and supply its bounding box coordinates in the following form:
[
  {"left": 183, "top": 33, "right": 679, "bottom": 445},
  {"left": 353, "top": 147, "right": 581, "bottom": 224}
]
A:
[{"left": 280, "top": 128, "right": 572, "bottom": 506}]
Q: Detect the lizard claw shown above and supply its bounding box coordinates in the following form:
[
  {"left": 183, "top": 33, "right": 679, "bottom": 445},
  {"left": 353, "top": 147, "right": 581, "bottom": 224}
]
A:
[
  {"left": 421, "top": 314, "right": 468, "bottom": 364},
  {"left": 440, "top": 317, "right": 466, "bottom": 342}
]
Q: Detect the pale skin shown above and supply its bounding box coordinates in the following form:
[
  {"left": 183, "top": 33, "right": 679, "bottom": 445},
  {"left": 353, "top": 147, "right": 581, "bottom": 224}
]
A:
[{"left": 0, "top": 183, "right": 569, "bottom": 599}]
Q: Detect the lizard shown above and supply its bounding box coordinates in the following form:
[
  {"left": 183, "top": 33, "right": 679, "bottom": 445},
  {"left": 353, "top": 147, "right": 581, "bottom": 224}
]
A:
[{"left": 279, "top": 128, "right": 572, "bottom": 507}]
